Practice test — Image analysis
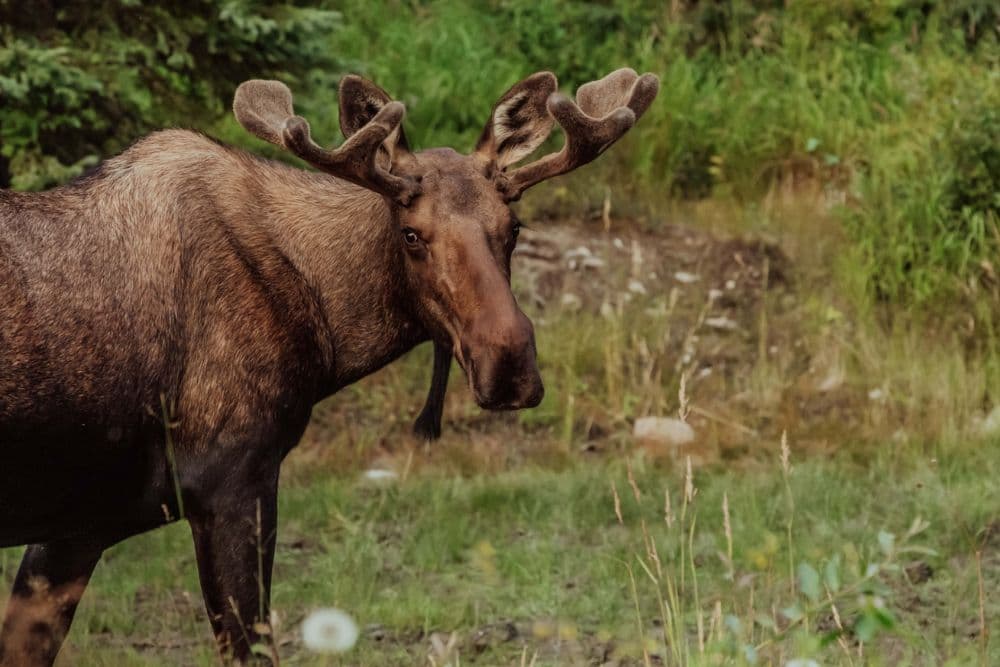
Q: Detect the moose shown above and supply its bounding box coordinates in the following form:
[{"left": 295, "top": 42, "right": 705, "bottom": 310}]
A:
[{"left": 0, "top": 67, "right": 658, "bottom": 664}]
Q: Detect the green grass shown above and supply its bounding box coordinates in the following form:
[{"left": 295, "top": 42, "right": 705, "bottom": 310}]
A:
[
  {"left": 3, "top": 437, "right": 996, "bottom": 665},
  {"left": 283, "top": 0, "right": 999, "bottom": 304}
]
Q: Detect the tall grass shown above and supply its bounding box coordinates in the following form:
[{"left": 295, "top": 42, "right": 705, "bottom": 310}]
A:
[{"left": 264, "top": 0, "right": 998, "bottom": 306}]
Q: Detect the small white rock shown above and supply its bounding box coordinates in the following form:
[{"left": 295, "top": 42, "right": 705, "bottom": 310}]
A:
[
  {"left": 363, "top": 469, "right": 398, "bottom": 482},
  {"left": 705, "top": 316, "right": 738, "bottom": 331},
  {"left": 708, "top": 288, "right": 724, "bottom": 300},
  {"left": 674, "top": 271, "right": 700, "bottom": 284},
  {"left": 980, "top": 406, "right": 1000, "bottom": 436},
  {"left": 627, "top": 279, "right": 647, "bottom": 295},
  {"left": 817, "top": 370, "right": 844, "bottom": 393},
  {"left": 633, "top": 417, "right": 696, "bottom": 447},
  {"left": 563, "top": 246, "right": 592, "bottom": 260},
  {"left": 868, "top": 388, "right": 886, "bottom": 402},
  {"left": 613, "top": 237, "right": 625, "bottom": 250},
  {"left": 560, "top": 293, "right": 582, "bottom": 310},
  {"left": 581, "top": 256, "right": 605, "bottom": 270},
  {"left": 725, "top": 279, "right": 737, "bottom": 290}
]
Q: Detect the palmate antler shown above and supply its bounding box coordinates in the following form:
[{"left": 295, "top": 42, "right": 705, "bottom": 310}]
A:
[
  {"left": 498, "top": 68, "right": 660, "bottom": 201},
  {"left": 233, "top": 79, "right": 421, "bottom": 205}
]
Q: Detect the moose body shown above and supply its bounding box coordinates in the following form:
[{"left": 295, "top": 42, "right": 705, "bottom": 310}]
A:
[{"left": 0, "top": 69, "right": 657, "bottom": 664}]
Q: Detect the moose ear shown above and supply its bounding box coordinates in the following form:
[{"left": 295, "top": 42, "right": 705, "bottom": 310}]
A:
[
  {"left": 475, "top": 72, "right": 557, "bottom": 170},
  {"left": 339, "top": 75, "right": 410, "bottom": 167}
]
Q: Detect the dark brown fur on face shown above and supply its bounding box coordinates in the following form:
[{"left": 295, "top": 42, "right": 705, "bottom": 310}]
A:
[{"left": 0, "top": 68, "right": 657, "bottom": 665}]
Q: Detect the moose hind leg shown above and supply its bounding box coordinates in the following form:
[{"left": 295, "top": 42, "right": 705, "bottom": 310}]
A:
[
  {"left": 189, "top": 487, "right": 278, "bottom": 663},
  {"left": 0, "top": 540, "right": 105, "bottom": 667}
]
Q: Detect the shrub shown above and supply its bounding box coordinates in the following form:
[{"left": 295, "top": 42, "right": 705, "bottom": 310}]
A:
[{"left": 0, "top": 0, "right": 342, "bottom": 190}]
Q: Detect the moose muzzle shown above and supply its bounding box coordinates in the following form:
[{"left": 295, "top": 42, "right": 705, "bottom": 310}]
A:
[{"left": 461, "top": 308, "right": 544, "bottom": 411}]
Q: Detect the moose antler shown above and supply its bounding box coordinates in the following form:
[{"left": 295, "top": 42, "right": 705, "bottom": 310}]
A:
[
  {"left": 234, "top": 79, "right": 421, "bottom": 206},
  {"left": 501, "top": 68, "right": 659, "bottom": 200}
]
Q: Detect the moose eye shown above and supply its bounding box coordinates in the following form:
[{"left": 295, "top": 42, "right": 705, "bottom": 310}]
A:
[
  {"left": 511, "top": 222, "right": 521, "bottom": 240},
  {"left": 402, "top": 228, "right": 421, "bottom": 246}
]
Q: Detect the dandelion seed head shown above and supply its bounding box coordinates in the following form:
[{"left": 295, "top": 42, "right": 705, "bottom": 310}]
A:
[{"left": 301, "top": 608, "right": 359, "bottom": 653}]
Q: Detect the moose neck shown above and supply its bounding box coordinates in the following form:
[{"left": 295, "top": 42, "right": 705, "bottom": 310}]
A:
[{"left": 250, "top": 163, "right": 427, "bottom": 397}]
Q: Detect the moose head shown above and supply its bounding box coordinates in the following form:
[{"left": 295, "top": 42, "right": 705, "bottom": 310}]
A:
[{"left": 233, "top": 68, "right": 659, "bottom": 413}]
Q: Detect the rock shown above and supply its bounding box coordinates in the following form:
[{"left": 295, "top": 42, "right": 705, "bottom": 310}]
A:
[
  {"left": 563, "top": 245, "right": 604, "bottom": 271},
  {"left": 980, "top": 405, "right": 1000, "bottom": 437},
  {"left": 633, "top": 417, "right": 695, "bottom": 446},
  {"left": 627, "top": 279, "right": 647, "bottom": 295},
  {"left": 674, "top": 271, "right": 700, "bottom": 284},
  {"left": 362, "top": 469, "right": 398, "bottom": 483},
  {"left": 705, "top": 316, "right": 738, "bottom": 331},
  {"left": 816, "top": 369, "right": 844, "bottom": 393},
  {"left": 560, "top": 293, "right": 582, "bottom": 310},
  {"left": 634, "top": 416, "right": 716, "bottom": 466}
]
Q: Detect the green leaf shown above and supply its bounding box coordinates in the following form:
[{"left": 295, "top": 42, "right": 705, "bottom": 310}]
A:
[
  {"left": 754, "top": 613, "right": 777, "bottom": 630},
  {"left": 878, "top": 530, "right": 895, "bottom": 555},
  {"left": 873, "top": 606, "right": 896, "bottom": 630},
  {"left": 824, "top": 555, "right": 841, "bottom": 592},
  {"left": 854, "top": 612, "right": 879, "bottom": 642},
  {"left": 782, "top": 604, "right": 804, "bottom": 623},
  {"left": 797, "top": 562, "right": 821, "bottom": 603},
  {"left": 820, "top": 629, "right": 844, "bottom": 647}
]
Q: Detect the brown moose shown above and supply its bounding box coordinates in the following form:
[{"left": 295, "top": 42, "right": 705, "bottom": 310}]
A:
[{"left": 0, "top": 68, "right": 658, "bottom": 664}]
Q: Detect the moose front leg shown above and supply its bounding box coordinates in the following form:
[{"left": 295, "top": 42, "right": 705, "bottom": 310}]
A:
[
  {"left": 413, "top": 340, "right": 452, "bottom": 440},
  {"left": 188, "top": 486, "right": 278, "bottom": 664},
  {"left": 0, "top": 538, "right": 105, "bottom": 667}
]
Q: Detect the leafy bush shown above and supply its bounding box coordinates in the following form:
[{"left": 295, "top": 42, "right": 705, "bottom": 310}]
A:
[{"left": 0, "top": 0, "right": 342, "bottom": 190}]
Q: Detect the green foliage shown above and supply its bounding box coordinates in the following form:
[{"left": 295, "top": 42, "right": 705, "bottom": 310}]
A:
[
  {"left": 317, "top": 0, "right": 997, "bottom": 303},
  {"left": 1, "top": 0, "right": 997, "bottom": 300},
  {"left": 844, "top": 61, "right": 999, "bottom": 302},
  {"left": 0, "top": 0, "right": 341, "bottom": 190}
]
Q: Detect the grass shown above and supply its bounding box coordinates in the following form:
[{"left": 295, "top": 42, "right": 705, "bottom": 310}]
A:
[
  {"left": 2, "top": 434, "right": 996, "bottom": 665},
  {"left": 285, "top": 0, "right": 999, "bottom": 304},
  {"left": 4, "top": 198, "right": 997, "bottom": 665}
]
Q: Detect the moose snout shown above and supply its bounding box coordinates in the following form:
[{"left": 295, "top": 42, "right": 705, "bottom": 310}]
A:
[{"left": 462, "top": 312, "right": 544, "bottom": 411}]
